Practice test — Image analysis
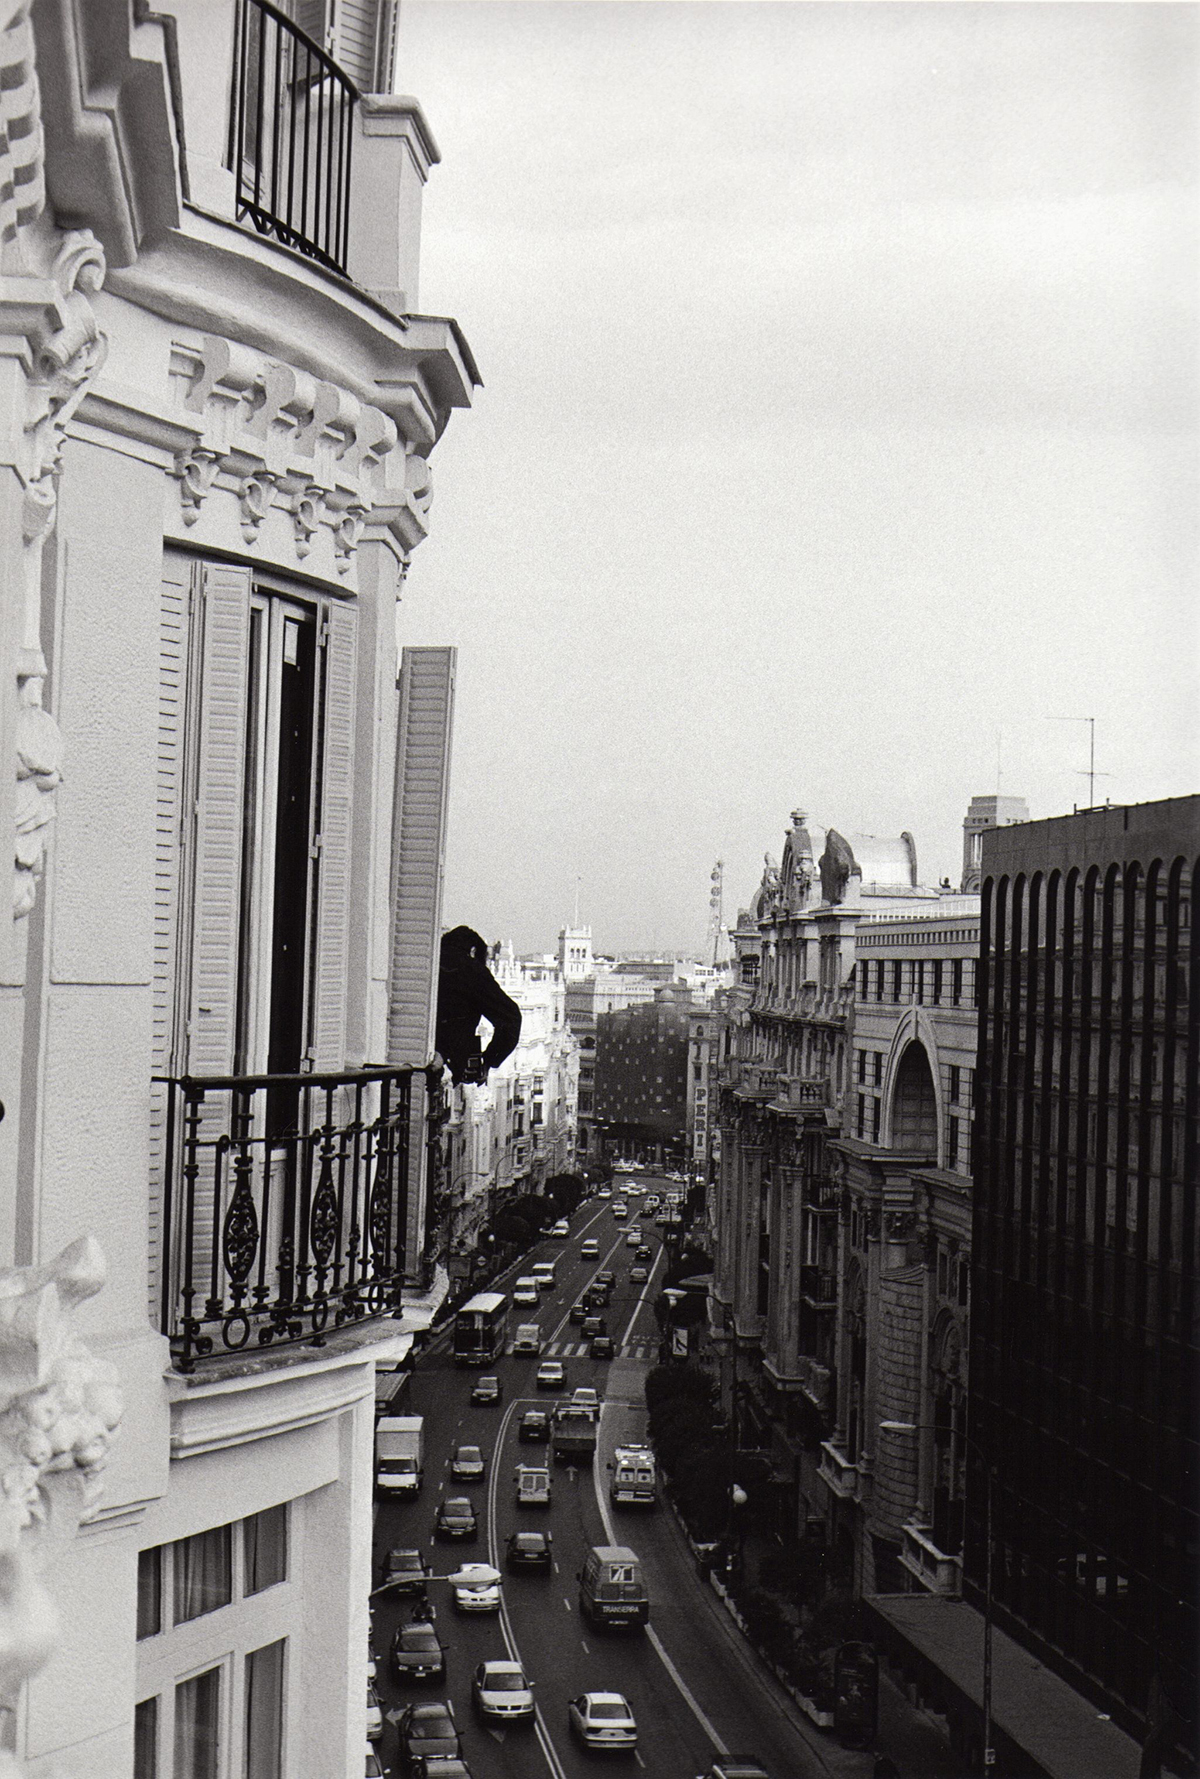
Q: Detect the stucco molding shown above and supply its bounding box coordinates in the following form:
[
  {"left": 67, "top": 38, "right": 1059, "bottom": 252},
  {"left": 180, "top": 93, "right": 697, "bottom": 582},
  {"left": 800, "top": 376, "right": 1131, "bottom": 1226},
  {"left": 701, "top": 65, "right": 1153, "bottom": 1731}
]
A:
[{"left": 0, "top": 1237, "right": 123, "bottom": 1771}]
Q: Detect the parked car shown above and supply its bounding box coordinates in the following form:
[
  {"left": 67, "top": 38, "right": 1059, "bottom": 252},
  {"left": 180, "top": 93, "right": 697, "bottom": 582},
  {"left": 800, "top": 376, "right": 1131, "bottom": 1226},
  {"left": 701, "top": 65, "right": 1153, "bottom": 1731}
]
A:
[
  {"left": 471, "top": 1374, "right": 501, "bottom": 1405},
  {"left": 581, "top": 1238, "right": 600, "bottom": 1258},
  {"left": 450, "top": 1444, "right": 485, "bottom": 1481},
  {"left": 435, "top": 1496, "right": 478, "bottom": 1541},
  {"left": 590, "top": 1333, "right": 615, "bottom": 1359},
  {"left": 396, "top": 1701, "right": 460, "bottom": 1770},
  {"left": 518, "top": 1408, "right": 550, "bottom": 1443},
  {"left": 383, "top": 1548, "right": 432, "bottom": 1594},
  {"left": 391, "top": 1620, "right": 445, "bottom": 1682},
  {"left": 505, "top": 1529, "right": 552, "bottom": 1571},
  {"left": 536, "top": 1360, "right": 565, "bottom": 1390},
  {"left": 568, "top": 1692, "right": 638, "bottom": 1750},
  {"left": 365, "top": 1749, "right": 386, "bottom": 1779},
  {"left": 367, "top": 1685, "right": 383, "bottom": 1741},
  {"left": 452, "top": 1571, "right": 501, "bottom": 1613},
  {"left": 630, "top": 1264, "right": 648, "bottom": 1284},
  {"left": 472, "top": 1660, "right": 535, "bottom": 1721}
]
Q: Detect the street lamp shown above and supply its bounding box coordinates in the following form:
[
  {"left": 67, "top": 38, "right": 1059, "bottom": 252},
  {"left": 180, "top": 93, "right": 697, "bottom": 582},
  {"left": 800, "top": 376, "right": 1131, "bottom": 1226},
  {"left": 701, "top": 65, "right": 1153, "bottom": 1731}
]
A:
[{"left": 879, "top": 1419, "right": 995, "bottom": 1771}]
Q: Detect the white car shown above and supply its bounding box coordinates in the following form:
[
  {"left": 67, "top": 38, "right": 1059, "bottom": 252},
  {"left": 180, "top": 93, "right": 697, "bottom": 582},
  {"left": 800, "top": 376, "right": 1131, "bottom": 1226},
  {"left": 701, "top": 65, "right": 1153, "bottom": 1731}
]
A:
[
  {"left": 626, "top": 1228, "right": 641, "bottom": 1246},
  {"left": 450, "top": 1443, "right": 485, "bottom": 1481},
  {"left": 453, "top": 1573, "right": 502, "bottom": 1613},
  {"left": 568, "top": 1691, "right": 638, "bottom": 1749},
  {"left": 366, "top": 1685, "right": 382, "bottom": 1742},
  {"left": 596, "top": 1187, "right": 612, "bottom": 1198},
  {"left": 365, "top": 1749, "right": 384, "bottom": 1778},
  {"left": 473, "top": 1660, "right": 535, "bottom": 1720},
  {"left": 513, "top": 1278, "right": 540, "bottom": 1306},
  {"left": 611, "top": 1202, "right": 628, "bottom": 1220},
  {"left": 550, "top": 1219, "right": 570, "bottom": 1237},
  {"left": 571, "top": 1387, "right": 599, "bottom": 1414},
  {"left": 581, "top": 1238, "right": 600, "bottom": 1258},
  {"left": 536, "top": 1359, "right": 565, "bottom": 1389}
]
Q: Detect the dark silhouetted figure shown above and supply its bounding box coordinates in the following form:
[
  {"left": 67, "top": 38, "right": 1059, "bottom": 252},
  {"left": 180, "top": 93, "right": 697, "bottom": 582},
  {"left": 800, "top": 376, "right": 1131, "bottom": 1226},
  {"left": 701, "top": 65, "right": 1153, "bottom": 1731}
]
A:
[{"left": 435, "top": 926, "right": 521, "bottom": 1085}]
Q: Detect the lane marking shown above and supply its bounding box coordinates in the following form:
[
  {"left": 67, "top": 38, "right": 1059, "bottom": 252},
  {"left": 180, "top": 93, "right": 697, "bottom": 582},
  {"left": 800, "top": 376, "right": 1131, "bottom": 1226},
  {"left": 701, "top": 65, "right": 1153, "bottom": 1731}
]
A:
[
  {"left": 619, "top": 1244, "right": 664, "bottom": 1349},
  {"left": 594, "top": 1401, "right": 729, "bottom": 1760}
]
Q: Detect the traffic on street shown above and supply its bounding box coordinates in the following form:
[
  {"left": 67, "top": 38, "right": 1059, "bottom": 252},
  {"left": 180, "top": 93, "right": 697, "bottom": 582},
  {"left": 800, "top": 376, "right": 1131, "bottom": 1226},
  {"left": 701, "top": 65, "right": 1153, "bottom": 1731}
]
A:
[{"left": 369, "top": 1175, "right": 865, "bottom": 1779}]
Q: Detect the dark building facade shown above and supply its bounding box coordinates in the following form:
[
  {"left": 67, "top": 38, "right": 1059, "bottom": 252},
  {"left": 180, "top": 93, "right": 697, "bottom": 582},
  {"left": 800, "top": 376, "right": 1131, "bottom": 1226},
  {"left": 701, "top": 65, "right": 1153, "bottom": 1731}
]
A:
[
  {"left": 969, "top": 797, "right": 1198, "bottom": 1761},
  {"left": 593, "top": 986, "right": 694, "bottom": 1160}
]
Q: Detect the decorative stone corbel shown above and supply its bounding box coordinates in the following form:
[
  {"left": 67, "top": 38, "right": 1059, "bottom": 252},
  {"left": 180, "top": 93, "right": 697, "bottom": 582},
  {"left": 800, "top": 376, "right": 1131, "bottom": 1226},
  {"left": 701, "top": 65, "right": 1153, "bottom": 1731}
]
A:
[
  {"left": 173, "top": 445, "right": 221, "bottom": 525},
  {"left": 333, "top": 502, "right": 367, "bottom": 573},
  {"left": 238, "top": 471, "right": 275, "bottom": 544},
  {"left": 292, "top": 485, "right": 323, "bottom": 558},
  {"left": 0, "top": 1237, "right": 122, "bottom": 1767}
]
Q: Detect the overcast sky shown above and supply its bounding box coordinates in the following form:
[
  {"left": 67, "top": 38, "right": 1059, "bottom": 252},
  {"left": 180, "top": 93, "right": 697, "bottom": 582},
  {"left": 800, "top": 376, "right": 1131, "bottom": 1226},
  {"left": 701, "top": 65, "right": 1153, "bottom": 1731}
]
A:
[{"left": 396, "top": 0, "right": 1198, "bottom": 957}]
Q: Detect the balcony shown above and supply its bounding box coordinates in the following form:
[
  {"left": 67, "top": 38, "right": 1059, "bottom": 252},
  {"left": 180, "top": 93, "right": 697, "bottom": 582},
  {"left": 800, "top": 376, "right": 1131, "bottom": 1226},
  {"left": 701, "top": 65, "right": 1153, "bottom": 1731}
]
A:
[
  {"left": 797, "top": 1356, "right": 832, "bottom": 1413},
  {"left": 899, "top": 1521, "right": 963, "bottom": 1596},
  {"left": 231, "top": 0, "right": 358, "bottom": 275},
  {"left": 158, "top": 1064, "right": 439, "bottom": 1372},
  {"left": 803, "top": 1175, "right": 840, "bottom": 1214},
  {"left": 800, "top": 1265, "right": 838, "bottom": 1307},
  {"left": 819, "top": 1439, "right": 860, "bottom": 1500}
]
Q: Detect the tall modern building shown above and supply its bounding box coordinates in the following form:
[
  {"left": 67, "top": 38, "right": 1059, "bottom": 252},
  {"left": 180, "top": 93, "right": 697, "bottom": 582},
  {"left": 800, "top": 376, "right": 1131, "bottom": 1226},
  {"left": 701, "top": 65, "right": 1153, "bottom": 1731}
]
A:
[{"left": 968, "top": 798, "right": 1198, "bottom": 1764}]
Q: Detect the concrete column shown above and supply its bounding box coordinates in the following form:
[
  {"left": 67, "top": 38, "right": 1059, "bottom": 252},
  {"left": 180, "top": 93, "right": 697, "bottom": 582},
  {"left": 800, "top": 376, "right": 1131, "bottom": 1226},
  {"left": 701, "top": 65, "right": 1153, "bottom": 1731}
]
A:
[{"left": 346, "top": 97, "right": 440, "bottom": 316}]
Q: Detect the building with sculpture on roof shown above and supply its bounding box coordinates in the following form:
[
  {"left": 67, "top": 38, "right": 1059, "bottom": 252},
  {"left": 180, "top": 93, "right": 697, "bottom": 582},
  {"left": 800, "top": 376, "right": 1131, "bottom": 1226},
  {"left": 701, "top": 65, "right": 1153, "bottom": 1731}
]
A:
[{"left": 0, "top": 2, "right": 475, "bottom": 1771}]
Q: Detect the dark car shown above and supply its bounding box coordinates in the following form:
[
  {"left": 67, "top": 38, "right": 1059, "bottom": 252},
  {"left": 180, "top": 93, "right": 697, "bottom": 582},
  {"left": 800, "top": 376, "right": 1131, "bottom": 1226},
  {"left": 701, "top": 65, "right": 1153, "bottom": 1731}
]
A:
[
  {"left": 505, "top": 1529, "right": 552, "bottom": 1571},
  {"left": 391, "top": 1620, "right": 445, "bottom": 1682},
  {"left": 630, "top": 1264, "right": 649, "bottom": 1283},
  {"left": 569, "top": 1300, "right": 590, "bottom": 1325},
  {"left": 470, "top": 1374, "right": 501, "bottom": 1405},
  {"left": 636, "top": 1245, "right": 652, "bottom": 1263},
  {"left": 396, "top": 1701, "right": 460, "bottom": 1770},
  {"left": 518, "top": 1408, "right": 550, "bottom": 1443},
  {"left": 581, "top": 1316, "right": 605, "bottom": 1340},
  {"left": 589, "top": 1333, "right": 615, "bottom": 1359},
  {"left": 596, "top": 1269, "right": 616, "bottom": 1287},
  {"left": 435, "top": 1496, "right": 478, "bottom": 1541},
  {"left": 384, "top": 1548, "right": 432, "bottom": 1594}
]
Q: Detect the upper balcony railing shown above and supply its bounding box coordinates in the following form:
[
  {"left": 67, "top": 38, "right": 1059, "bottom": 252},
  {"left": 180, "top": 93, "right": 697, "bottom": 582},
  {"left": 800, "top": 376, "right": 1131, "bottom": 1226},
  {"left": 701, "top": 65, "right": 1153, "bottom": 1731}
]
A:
[
  {"left": 229, "top": 0, "right": 358, "bottom": 275},
  {"left": 158, "top": 1064, "right": 440, "bottom": 1372}
]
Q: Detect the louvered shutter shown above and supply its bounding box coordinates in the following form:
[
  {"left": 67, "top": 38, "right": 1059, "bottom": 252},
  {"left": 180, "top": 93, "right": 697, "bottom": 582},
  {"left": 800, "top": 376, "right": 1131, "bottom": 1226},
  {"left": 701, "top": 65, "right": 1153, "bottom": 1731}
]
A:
[
  {"left": 291, "top": 0, "right": 330, "bottom": 51},
  {"left": 388, "top": 647, "right": 455, "bottom": 1279},
  {"left": 387, "top": 646, "right": 455, "bottom": 1065},
  {"left": 332, "top": 0, "right": 380, "bottom": 89},
  {"left": 189, "top": 563, "right": 252, "bottom": 1075},
  {"left": 309, "top": 597, "right": 358, "bottom": 1070},
  {"left": 148, "top": 553, "right": 194, "bottom": 1321}
]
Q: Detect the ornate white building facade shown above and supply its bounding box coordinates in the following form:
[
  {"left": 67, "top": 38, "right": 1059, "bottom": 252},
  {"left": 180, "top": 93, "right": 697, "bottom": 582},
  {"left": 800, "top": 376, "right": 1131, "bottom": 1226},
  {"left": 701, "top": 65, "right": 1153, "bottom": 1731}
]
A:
[{"left": 0, "top": 2, "right": 473, "bottom": 1771}]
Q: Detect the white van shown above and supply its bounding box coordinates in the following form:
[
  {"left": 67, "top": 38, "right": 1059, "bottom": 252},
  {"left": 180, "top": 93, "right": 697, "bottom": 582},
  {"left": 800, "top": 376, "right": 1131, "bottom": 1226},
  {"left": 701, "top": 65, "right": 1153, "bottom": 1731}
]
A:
[
  {"left": 531, "top": 1260, "right": 556, "bottom": 1291},
  {"left": 513, "top": 1277, "right": 540, "bottom": 1306},
  {"left": 513, "top": 1323, "right": 541, "bottom": 1354}
]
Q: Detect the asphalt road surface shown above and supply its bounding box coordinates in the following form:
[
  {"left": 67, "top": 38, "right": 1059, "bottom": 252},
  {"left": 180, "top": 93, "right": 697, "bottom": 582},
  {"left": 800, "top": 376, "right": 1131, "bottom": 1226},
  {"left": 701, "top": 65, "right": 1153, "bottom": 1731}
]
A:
[{"left": 370, "top": 1177, "right": 863, "bottom": 1779}]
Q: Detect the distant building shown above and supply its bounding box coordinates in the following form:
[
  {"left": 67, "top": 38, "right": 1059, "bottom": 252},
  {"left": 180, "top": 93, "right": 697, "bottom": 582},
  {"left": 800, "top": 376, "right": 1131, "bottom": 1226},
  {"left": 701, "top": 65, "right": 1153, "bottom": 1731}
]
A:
[
  {"left": 558, "top": 924, "right": 594, "bottom": 980},
  {"left": 593, "top": 985, "right": 696, "bottom": 1165},
  {"left": 960, "top": 794, "right": 1029, "bottom": 893}
]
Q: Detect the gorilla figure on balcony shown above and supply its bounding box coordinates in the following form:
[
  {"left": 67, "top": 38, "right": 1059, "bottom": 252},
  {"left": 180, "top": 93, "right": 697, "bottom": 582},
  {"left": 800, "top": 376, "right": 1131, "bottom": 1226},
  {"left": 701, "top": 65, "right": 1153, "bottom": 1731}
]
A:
[{"left": 435, "top": 926, "right": 522, "bottom": 1086}]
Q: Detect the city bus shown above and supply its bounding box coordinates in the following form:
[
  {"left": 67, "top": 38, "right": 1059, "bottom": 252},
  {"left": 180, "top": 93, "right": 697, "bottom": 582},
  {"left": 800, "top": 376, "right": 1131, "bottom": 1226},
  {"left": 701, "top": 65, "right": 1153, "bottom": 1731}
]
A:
[{"left": 453, "top": 1292, "right": 509, "bottom": 1365}]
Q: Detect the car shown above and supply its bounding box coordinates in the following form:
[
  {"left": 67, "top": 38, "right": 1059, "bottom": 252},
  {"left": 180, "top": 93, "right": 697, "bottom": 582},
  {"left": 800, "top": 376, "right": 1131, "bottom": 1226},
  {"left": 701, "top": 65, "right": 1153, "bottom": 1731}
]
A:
[
  {"left": 596, "top": 1270, "right": 616, "bottom": 1287},
  {"left": 581, "top": 1237, "right": 600, "bottom": 1258},
  {"left": 596, "top": 1186, "right": 612, "bottom": 1198},
  {"left": 643, "top": 1195, "right": 660, "bottom": 1212},
  {"left": 410, "top": 1760, "right": 473, "bottom": 1779},
  {"left": 450, "top": 1443, "right": 485, "bottom": 1481},
  {"left": 630, "top": 1264, "right": 648, "bottom": 1283},
  {"left": 396, "top": 1701, "right": 460, "bottom": 1769},
  {"left": 471, "top": 1374, "right": 500, "bottom": 1404},
  {"left": 435, "top": 1496, "right": 477, "bottom": 1540},
  {"left": 506, "top": 1529, "right": 553, "bottom": 1571},
  {"left": 536, "top": 1360, "right": 565, "bottom": 1390},
  {"left": 626, "top": 1228, "right": 642, "bottom": 1246},
  {"left": 365, "top": 1750, "right": 386, "bottom": 1779},
  {"left": 515, "top": 1463, "right": 552, "bottom": 1506},
  {"left": 568, "top": 1691, "right": 638, "bottom": 1750},
  {"left": 518, "top": 1408, "right": 550, "bottom": 1443},
  {"left": 367, "top": 1684, "right": 383, "bottom": 1741},
  {"left": 571, "top": 1386, "right": 600, "bottom": 1413},
  {"left": 550, "top": 1219, "right": 570, "bottom": 1237},
  {"left": 513, "top": 1323, "right": 542, "bottom": 1355},
  {"left": 569, "top": 1300, "right": 590, "bottom": 1324},
  {"left": 582, "top": 1316, "right": 604, "bottom": 1340},
  {"left": 472, "top": 1660, "right": 535, "bottom": 1721},
  {"left": 611, "top": 1202, "right": 628, "bottom": 1219},
  {"left": 513, "top": 1278, "right": 540, "bottom": 1306},
  {"left": 656, "top": 1210, "right": 672, "bottom": 1227},
  {"left": 452, "top": 1572, "right": 502, "bottom": 1613},
  {"left": 636, "top": 1245, "right": 652, "bottom": 1263},
  {"left": 590, "top": 1333, "right": 615, "bottom": 1359},
  {"left": 391, "top": 1620, "right": 445, "bottom": 1682},
  {"left": 383, "top": 1547, "right": 432, "bottom": 1594},
  {"left": 367, "top": 1649, "right": 377, "bottom": 1685},
  {"left": 693, "top": 1765, "right": 774, "bottom": 1779}
]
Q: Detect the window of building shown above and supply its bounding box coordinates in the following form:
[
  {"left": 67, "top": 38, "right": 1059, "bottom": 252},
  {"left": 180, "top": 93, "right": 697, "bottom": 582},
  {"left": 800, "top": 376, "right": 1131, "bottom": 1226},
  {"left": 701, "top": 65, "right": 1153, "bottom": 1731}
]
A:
[
  {"left": 875, "top": 959, "right": 885, "bottom": 1002},
  {"left": 174, "top": 1666, "right": 221, "bottom": 1779},
  {"left": 857, "top": 1051, "right": 867, "bottom": 1084},
  {"left": 933, "top": 960, "right": 943, "bottom": 1004},
  {"left": 138, "top": 1547, "right": 162, "bottom": 1640},
  {"left": 948, "top": 1116, "right": 959, "bottom": 1169},
  {"left": 892, "top": 960, "right": 903, "bottom": 1001},
  {"left": 952, "top": 958, "right": 963, "bottom": 1006},
  {"left": 174, "top": 1525, "right": 233, "bottom": 1625},
  {"left": 949, "top": 1064, "right": 960, "bottom": 1106},
  {"left": 858, "top": 961, "right": 870, "bottom": 998},
  {"left": 134, "top": 1697, "right": 158, "bottom": 1779},
  {"left": 244, "top": 1640, "right": 286, "bottom": 1779},
  {"left": 915, "top": 961, "right": 924, "bottom": 1004},
  {"left": 244, "top": 1505, "right": 288, "bottom": 1596},
  {"left": 873, "top": 1053, "right": 883, "bottom": 1088},
  {"left": 871, "top": 1098, "right": 881, "bottom": 1143},
  {"left": 858, "top": 1092, "right": 866, "bottom": 1138}
]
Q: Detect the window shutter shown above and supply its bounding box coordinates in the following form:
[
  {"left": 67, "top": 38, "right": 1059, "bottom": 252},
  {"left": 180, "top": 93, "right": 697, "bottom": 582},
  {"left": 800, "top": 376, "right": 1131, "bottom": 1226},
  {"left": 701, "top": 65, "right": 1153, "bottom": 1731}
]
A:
[
  {"left": 333, "top": 0, "right": 380, "bottom": 90},
  {"left": 291, "top": 0, "right": 331, "bottom": 51},
  {"left": 387, "top": 645, "right": 455, "bottom": 1066},
  {"left": 189, "top": 562, "right": 252, "bottom": 1077},
  {"left": 309, "top": 597, "right": 358, "bottom": 1070}
]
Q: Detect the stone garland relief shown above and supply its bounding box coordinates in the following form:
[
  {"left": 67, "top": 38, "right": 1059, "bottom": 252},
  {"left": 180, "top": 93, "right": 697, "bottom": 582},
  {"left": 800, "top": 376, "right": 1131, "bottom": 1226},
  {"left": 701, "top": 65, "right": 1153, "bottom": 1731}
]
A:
[
  {"left": 0, "top": 1238, "right": 122, "bottom": 1775},
  {"left": 171, "top": 333, "right": 434, "bottom": 572}
]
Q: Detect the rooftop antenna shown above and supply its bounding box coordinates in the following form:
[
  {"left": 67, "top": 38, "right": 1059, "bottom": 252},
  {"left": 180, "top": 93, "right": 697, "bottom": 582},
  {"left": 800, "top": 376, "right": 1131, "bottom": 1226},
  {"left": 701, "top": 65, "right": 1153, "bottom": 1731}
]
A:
[
  {"left": 708, "top": 861, "right": 724, "bottom": 968},
  {"left": 1047, "top": 716, "right": 1112, "bottom": 809},
  {"left": 573, "top": 876, "right": 580, "bottom": 928}
]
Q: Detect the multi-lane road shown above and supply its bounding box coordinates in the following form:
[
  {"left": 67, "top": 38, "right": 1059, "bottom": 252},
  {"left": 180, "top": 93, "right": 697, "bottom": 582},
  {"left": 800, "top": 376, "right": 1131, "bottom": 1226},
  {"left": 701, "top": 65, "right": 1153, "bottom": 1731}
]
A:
[{"left": 370, "top": 1177, "right": 869, "bottom": 1779}]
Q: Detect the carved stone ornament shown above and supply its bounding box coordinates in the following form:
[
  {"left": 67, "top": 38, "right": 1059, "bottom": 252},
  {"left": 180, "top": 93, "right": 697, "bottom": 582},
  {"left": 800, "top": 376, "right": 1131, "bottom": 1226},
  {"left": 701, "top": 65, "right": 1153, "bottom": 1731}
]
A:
[{"left": 0, "top": 1236, "right": 122, "bottom": 1769}]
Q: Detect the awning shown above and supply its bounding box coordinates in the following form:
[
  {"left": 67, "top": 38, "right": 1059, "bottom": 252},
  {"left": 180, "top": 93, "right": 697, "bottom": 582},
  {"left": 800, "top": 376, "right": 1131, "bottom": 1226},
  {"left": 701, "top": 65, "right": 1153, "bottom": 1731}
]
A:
[{"left": 867, "top": 1593, "right": 1144, "bottom": 1779}]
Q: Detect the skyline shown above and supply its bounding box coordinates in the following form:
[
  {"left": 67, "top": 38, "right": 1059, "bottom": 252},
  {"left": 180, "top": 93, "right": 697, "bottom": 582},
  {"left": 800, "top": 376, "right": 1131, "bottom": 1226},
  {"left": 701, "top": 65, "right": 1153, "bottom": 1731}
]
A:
[{"left": 397, "top": 1, "right": 1198, "bottom": 956}]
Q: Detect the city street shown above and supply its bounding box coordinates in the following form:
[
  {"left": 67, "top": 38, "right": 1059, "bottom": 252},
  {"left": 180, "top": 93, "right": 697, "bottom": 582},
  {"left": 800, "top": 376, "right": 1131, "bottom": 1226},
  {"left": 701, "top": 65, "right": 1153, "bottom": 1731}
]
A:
[{"left": 371, "top": 1183, "right": 865, "bottom": 1779}]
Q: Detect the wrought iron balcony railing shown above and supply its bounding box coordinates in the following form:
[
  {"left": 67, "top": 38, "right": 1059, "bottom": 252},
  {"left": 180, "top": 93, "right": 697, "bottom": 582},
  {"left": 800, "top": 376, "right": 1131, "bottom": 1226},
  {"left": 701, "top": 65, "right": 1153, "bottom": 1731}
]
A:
[
  {"left": 158, "top": 1065, "right": 439, "bottom": 1372},
  {"left": 230, "top": 0, "right": 358, "bottom": 275}
]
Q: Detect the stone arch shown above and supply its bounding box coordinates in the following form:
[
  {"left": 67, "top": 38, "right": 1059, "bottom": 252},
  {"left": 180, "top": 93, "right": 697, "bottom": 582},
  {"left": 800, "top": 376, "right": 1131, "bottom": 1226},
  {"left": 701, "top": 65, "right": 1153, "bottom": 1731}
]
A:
[{"left": 888, "top": 1039, "right": 938, "bottom": 1156}]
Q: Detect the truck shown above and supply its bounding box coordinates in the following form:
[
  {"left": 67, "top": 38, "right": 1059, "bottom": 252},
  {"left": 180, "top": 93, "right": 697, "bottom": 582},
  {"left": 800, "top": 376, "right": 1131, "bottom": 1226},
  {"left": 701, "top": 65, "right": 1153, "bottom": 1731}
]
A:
[
  {"left": 513, "top": 1323, "right": 541, "bottom": 1355},
  {"left": 374, "top": 1415, "right": 424, "bottom": 1498},
  {"left": 609, "top": 1444, "right": 657, "bottom": 1507},
  {"left": 551, "top": 1405, "right": 597, "bottom": 1463}
]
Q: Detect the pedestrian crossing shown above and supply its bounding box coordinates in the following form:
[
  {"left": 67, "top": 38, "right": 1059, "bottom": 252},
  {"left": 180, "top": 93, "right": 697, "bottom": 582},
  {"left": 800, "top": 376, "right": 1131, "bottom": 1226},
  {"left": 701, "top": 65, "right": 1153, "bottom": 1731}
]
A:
[{"left": 507, "top": 1338, "right": 657, "bottom": 1361}]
